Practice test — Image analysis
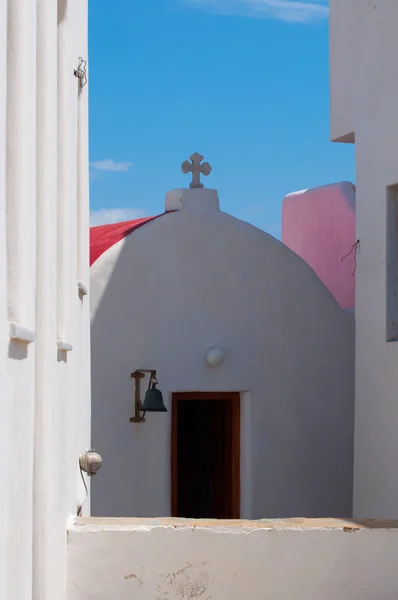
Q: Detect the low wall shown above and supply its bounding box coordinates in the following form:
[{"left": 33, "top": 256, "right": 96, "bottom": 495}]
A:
[{"left": 67, "top": 517, "right": 398, "bottom": 599}]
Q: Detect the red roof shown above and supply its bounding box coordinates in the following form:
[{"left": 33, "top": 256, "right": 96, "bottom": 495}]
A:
[{"left": 90, "top": 214, "right": 164, "bottom": 266}]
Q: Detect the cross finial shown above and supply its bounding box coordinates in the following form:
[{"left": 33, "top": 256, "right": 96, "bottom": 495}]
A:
[{"left": 181, "top": 153, "right": 212, "bottom": 189}]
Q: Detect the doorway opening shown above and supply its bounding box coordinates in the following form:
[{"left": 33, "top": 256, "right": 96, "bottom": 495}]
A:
[{"left": 171, "top": 392, "right": 240, "bottom": 519}]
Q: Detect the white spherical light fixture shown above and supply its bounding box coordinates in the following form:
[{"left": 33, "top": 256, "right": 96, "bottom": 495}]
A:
[{"left": 206, "top": 347, "right": 225, "bottom": 367}]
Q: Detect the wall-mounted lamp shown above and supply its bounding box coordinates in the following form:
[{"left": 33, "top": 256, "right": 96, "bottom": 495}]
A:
[
  {"left": 130, "top": 369, "right": 167, "bottom": 423},
  {"left": 206, "top": 347, "right": 225, "bottom": 367},
  {"left": 77, "top": 450, "right": 103, "bottom": 516},
  {"left": 79, "top": 450, "right": 103, "bottom": 477}
]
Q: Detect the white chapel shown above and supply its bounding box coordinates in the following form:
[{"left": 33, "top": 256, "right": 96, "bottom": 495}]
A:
[{"left": 89, "top": 153, "right": 354, "bottom": 520}]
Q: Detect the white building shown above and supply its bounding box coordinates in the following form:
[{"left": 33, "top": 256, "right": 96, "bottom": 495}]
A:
[
  {"left": 0, "top": 0, "right": 91, "bottom": 598},
  {"left": 90, "top": 155, "right": 355, "bottom": 520},
  {"left": 330, "top": 0, "right": 398, "bottom": 518}
]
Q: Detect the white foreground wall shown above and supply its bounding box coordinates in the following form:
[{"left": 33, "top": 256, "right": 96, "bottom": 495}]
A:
[
  {"left": 0, "top": 1, "right": 9, "bottom": 598},
  {"left": 330, "top": 0, "right": 398, "bottom": 517},
  {"left": 90, "top": 188, "right": 355, "bottom": 519},
  {"left": 0, "top": 0, "right": 91, "bottom": 598},
  {"left": 67, "top": 517, "right": 398, "bottom": 599}
]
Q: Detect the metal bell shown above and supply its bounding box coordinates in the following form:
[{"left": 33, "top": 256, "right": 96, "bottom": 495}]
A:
[{"left": 141, "top": 382, "right": 167, "bottom": 412}]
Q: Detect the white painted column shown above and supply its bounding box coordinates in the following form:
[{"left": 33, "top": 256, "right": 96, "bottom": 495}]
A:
[
  {"left": 57, "top": 0, "right": 85, "bottom": 523},
  {"left": 75, "top": 0, "right": 92, "bottom": 516},
  {"left": 57, "top": 1, "right": 76, "bottom": 349},
  {"left": 33, "top": 0, "right": 60, "bottom": 598},
  {"left": 6, "top": 1, "right": 37, "bottom": 598},
  {"left": 6, "top": 0, "right": 37, "bottom": 336},
  {"left": 77, "top": 73, "right": 90, "bottom": 290},
  {"left": 56, "top": 7, "right": 76, "bottom": 591},
  {"left": 0, "top": 2, "right": 9, "bottom": 599}
]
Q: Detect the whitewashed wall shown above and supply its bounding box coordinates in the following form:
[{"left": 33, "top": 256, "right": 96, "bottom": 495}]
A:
[
  {"left": 0, "top": 0, "right": 91, "bottom": 598},
  {"left": 90, "top": 188, "right": 355, "bottom": 520},
  {"left": 6, "top": 0, "right": 37, "bottom": 596},
  {"left": 330, "top": 0, "right": 398, "bottom": 518},
  {"left": 0, "top": 1, "right": 9, "bottom": 599},
  {"left": 67, "top": 517, "right": 398, "bottom": 600}
]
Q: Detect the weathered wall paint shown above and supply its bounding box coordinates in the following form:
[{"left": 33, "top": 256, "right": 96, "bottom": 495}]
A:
[
  {"left": 90, "top": 187, "right": 355, "bottom": 520},
  {"left": 67, "top": 517, "right": 398, "bottom": 600}
]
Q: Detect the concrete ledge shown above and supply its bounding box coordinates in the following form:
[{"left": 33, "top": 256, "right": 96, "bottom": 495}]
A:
[
  {"left": 331, "top": 131, "right": 355, "bottom": 144},
  {"left": 78, "top": 281, "right": 88, "bottom": 297},
  {"left": 9, "top": 321, "right": 36, "bottom": 343},
  {"left": 57, "top": 339, "right": 73, "bottom": 352},
  {"left": 67, "top": 517, "right": 398, "bottom": 599},
  {"left": 71, "top": 516, "right": 398, "bottom": 531}
]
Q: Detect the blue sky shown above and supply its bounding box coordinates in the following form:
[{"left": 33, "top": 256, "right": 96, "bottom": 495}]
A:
[{"left": 88, "top": 0, "right": 355, "bottom": 238}]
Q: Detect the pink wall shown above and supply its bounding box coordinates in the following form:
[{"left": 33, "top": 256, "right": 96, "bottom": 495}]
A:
[{"left": 282, "top": 182, "right": 356, "bottom": 311}]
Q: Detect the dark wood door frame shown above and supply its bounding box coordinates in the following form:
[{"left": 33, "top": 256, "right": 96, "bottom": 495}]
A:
[{"left": 171, "top": 392, "right": 241, "bottom": 519}]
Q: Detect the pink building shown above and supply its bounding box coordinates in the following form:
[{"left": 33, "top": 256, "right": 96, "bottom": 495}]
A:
[{"left": 282, "top": 182, "right": 356, "bottom": 311}]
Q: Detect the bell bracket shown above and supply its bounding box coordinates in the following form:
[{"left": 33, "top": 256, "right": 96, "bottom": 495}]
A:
[{"left": 130, "top": 369, "right": 156, "bottom": 423}]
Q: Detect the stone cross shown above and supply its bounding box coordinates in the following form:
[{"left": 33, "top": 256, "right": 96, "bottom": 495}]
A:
[{"left": 181, "top": 153, "right": 212, "bottom": 189}]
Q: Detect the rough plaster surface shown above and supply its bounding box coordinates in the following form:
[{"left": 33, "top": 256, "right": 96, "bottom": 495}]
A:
[
  {"left": 90, "top": 188, "right": 355, "bottom": 520},
  {"left": 67, "top": 517, "right": 398, "bottom": 599},
  {"left": 282, "top": 182, "right": 356, "bottom": 310},
  {"left": 330, "top": 0, "right": 398, "bottom": 517}
]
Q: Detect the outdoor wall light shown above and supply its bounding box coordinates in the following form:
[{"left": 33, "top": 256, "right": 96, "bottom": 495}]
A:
[
  {"left": 206, "top": 347, "right": 225, "bottom": 367},
  {"left": 77, "top": 450, "right": 103, "bottom": 516},
  {"left": 130, "top": 369, "right": 167, "bottom": 423},
  {"left": 79, "top": 450, "right": 103, "bottom": 476}
]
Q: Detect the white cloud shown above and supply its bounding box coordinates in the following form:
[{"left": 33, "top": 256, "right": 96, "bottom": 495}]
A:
[
  {"left": 90, "top": 208, "right": 147, "bottom": 227},
  {"left": 91, "top": 159, "right": 134, "bottom": 172},
  {"left": 182, "top": 0, "right": 328, "bottom": 22}
]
